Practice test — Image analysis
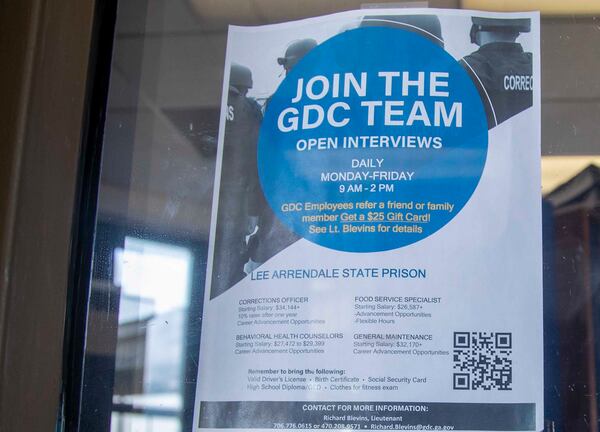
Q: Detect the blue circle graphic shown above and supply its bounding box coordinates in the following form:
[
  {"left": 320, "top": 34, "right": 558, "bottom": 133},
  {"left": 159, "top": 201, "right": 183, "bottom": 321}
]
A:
[{"left": 258, "top": 27, "right": 488, "bottom": 252}]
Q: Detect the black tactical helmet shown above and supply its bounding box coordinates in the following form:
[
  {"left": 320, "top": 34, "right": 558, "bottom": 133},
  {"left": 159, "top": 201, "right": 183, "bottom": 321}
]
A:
[
  {"left": 470, "top": 17, "right": 531, "bottom": 43},
  {"left": 277, "top": 39, "right": 318, "bottom": 70},
  {"left": 359, "top": 15, "right": 443, "bottom": 47},
  {"left": 230, "top": 62, "right": 253, "bottom": 89}
]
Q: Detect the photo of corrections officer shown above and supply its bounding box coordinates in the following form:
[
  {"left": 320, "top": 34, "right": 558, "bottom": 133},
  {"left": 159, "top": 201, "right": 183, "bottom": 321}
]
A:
[
  {"left": 277, "top": 39, "right": 318, "bottom": 75},
  {"left": 359, "top": 14, "right": 444, "bottom": 48},
  {"left": 247, "top": 39, "right": 317, "bottom": 269},
  {"left": 211, "top": 63, "right": 264, "bottom": 298},
  {"left": 460, "top": 17, "right": 533, "bottom": 129}
]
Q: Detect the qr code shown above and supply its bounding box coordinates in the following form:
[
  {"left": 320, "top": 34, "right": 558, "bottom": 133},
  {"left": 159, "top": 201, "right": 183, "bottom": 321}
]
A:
[{"left": 452, "top": 332, "right": 512, "bottom": 391}]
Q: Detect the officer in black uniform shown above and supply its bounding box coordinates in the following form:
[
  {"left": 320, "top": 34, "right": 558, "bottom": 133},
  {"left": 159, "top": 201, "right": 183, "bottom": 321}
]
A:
[
  {"left": 359, "top": 15, "right": 444, "bottom": 48},
  {"left": 212, "top": 62, "right": 263, "bottom": 298},
  {"left": 248, "top": 40, "right": 317, "bottom": 268},
  {"left": 460, "top": 17, "right": 533, "bottom": 129}
]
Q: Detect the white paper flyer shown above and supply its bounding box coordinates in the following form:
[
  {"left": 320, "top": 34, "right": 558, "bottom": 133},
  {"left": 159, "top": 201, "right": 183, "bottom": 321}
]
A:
[{"left": 194, "top": 8, "right": 542, "bottom": 432}]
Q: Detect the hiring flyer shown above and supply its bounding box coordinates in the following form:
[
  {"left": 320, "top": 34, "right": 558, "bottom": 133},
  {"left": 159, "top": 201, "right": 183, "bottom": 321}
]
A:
[{"left": 194, "top": 8, "right": 542, "bottom": 431}]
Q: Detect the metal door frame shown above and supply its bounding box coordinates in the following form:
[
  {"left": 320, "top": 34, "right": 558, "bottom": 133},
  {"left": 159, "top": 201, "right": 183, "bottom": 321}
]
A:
[{"left": 0, "top": 0, "right": 116, "bottom": 430}]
